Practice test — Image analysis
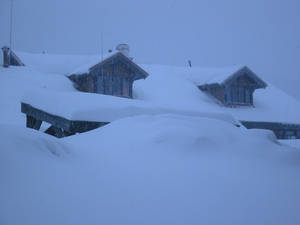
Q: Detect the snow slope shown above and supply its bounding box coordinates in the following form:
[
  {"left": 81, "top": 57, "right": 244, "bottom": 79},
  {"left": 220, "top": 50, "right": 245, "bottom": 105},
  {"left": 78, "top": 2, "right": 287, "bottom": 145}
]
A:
[
  {"left": 135, "top": 64, "right": 300, "bottom": 123},
  {"left": 16, "top": 51, "right": 103, "bottom": 74},
  {"left": 1, "top": 114, "right": 300, "bottom": 225},
  {"left": 1, "top": 53, "right": 300, "bottom": 225},
  {"left": 14, "top": 51, "right": 300, "bottom": 124},
  {"left": 17, "top": 51, "right": 119, "bottom": 75},
  {"left": 0, "top": 66, "right": 74, "bottom": 125},
  {"left": 22, "top": 89, "right": 237, "bottom": 125}
]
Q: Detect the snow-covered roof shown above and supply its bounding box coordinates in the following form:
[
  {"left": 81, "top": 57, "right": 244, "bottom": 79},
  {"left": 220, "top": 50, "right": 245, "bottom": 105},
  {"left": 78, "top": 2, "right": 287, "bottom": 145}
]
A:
[
  {"left": 70, "top": 52, "right": 116, "bottom": 75},
  {"left": 22, "top": 89, "right": 237, "bottom": 125},
  {"left": 16, "top": 51, "right": 149, "bottom": 79},
  {"left": 135, "top": 64, "right": 300, "bottom": 124},
  {"left": 141, "top": 64, "right": 267, "bottom": 87},
  {"left": 15, "top": 50, "right": 260, "bottom": 87},
  {"left": 199, "top": 66, "right": 267, "bottom": 88},
  {"left": 2, "top": 51, "right": 299, "bottom": 125},
  {"left": 16, "top": 51, "right": 116, "bottom": 75},
  {"left": 78, "top": 52, "right": 149, "bottom": 80},
  {"left": 187, "top": 65, "right": 245, "bottom": 85}
]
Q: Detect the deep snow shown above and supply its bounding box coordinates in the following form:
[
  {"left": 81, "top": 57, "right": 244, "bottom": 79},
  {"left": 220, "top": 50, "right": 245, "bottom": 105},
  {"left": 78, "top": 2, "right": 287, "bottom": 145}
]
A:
[
  {"left": 1, "top": 53, "right": 300, "bottom": 225},
  {"left": 1, "top": 115, "right": 300, "bottom": 225}
]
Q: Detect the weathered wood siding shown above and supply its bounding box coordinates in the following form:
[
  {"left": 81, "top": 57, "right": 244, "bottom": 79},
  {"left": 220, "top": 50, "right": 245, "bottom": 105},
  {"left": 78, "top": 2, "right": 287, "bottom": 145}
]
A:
[
  {"left": 2, "top": 47, "right": 25, "bottom": 67},
  {"left": 69, "top": 74, "right": 95, "bottom": 93},
  {"left": 21, "top": 103, "right": 109, "bottom": 138},
  {"left": 198, "top": 85, "right": 226, "bottom": 104},
  {"left": 68, "top": 53, "right": 148, "bottom": 98},
  {"left": 80, "top": 75, "right": 95, "bottom": 93},
  {"left": 240, "top": 120, "right": 300, "bottom": 139},
  {"left": 210, "top": 86, "right": 225, "bottom": 103},
  {"left": 226, "top": 74, "right": 255, "bottom": 105},
  {"left": 91, "top": 60, "right": 134, "bottom": 98},
  {"left": 2, "top": 47, "right": 10, "bottom": 67}
]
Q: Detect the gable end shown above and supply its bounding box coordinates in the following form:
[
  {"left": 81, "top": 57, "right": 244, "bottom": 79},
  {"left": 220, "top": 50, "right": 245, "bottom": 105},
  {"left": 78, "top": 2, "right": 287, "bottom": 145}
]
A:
[
  {"left": 224, "top": 66, "right": 267, "bottom": 89},
  {"left": 89, "top": 52, "right": 148, "bottom": 80}
]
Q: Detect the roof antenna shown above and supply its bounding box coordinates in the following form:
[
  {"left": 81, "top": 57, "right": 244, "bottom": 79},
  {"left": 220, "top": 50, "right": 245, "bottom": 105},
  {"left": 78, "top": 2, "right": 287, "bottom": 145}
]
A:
[
  {"left": 101, "top": 32, "right": 104, "bottom": 62},
  {"left": 100, "top": 32, "right": 104, "bottom": 92},
  {"left": 9, "top": 0, "right": 14, "bottom": 50}
]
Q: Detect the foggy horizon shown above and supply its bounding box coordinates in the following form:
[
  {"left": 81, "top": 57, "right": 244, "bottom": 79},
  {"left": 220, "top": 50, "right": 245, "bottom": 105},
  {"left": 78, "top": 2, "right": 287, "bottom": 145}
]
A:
[{"left": 1, "top": 0, "right": 300, "bottom": 99}]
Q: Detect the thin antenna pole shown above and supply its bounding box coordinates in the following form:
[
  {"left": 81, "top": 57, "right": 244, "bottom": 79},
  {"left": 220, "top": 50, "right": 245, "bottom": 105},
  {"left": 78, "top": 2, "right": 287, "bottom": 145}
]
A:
[
  {"left": 9, "top": 0, "right": 14, "bottom": 49},
  {"left": 101, "top": 32, "right": 103, "bottom": 62},
  {"left": 100, "top": 32, "right": 104, "bottom": 93}
]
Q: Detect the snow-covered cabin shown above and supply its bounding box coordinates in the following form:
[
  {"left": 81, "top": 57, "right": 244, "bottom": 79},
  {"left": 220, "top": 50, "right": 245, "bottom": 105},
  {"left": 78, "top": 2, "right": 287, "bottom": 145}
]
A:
[
  {"left": 195, "top": 66, "right": 267, "bottom": 106},
  {"left": 140, "top": 64, "right": 268, "bottom": 107},
  {"left": 2, "top": 46, "right": 25, "bottom": 67},
  {"left": 2, "top": 44, "right": 148, "bottom": 99},
  {"left": 68, "top": 44, "right": 149, "bottom": 98}
]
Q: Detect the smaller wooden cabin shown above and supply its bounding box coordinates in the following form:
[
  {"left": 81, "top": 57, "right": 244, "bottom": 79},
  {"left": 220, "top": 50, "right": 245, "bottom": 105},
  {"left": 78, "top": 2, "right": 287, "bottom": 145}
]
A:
[
  {"left": 68, "top": 50, "right": 148, "bottom": 98},
  {"left": 198, "top": 66, "right": 267, "bottom": 106},
  {"left": 2, "top": 46, "right": 25, "bottom": 67}
]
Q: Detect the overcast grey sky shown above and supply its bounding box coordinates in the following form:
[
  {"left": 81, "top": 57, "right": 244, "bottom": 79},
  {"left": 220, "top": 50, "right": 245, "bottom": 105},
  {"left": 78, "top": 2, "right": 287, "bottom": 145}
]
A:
[{"left": 1, "top": 0, "right": 300, "bottom": 99}]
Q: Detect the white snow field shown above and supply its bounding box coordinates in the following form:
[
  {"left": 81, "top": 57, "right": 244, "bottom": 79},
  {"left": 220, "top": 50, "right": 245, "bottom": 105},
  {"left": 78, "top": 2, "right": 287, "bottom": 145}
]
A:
[{"left": 1, "top": 53, "right": 300, "bottom": 225}]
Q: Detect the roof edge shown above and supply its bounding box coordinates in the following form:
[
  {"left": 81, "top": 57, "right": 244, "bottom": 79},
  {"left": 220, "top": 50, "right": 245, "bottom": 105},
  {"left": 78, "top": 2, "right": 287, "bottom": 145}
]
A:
[
  {"left": 223, "top": 66, "right": 268, "bottom": 88},
  {"left": 88, "top": 52, "right": 149, "bottom": 79}
]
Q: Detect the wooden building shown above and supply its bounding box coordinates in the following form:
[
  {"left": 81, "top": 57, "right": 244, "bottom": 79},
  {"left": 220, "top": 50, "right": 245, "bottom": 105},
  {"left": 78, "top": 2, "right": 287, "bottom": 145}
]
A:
[
  {"left": 68, "top": 50, "right": 148, "bottom": 98},
  {"left": 2, "top": 46, "right": 25, "bottom": 67},
  {"left": 21, "top": 102, "right": 109, "bottom": 138},
  {"left": 240, "top": 120, "right": 300, "bottom": 139},
  {"left": 198, "top": 66, "right": 267, "bottom": 106}
]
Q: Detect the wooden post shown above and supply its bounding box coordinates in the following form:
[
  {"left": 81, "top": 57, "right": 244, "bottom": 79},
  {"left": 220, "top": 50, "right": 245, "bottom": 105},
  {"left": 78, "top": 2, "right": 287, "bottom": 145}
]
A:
[
  {"left": 2, "top": 46, "right": 10, "bottom": 68},
  {"left": 53, "top": 127, "right": 65, "bottom": 138},
  {"left": 26, "top": 115, "right": 42, "bottom": 130},
  {"left": 45, "top": 126, "right": 65, "bottom": 138}
]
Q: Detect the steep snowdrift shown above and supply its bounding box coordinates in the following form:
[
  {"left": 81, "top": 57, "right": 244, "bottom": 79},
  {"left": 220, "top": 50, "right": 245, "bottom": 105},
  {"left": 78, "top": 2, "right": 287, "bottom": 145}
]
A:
[
  {"left": 0, "top": 124, "right": 69, "bottom": 158},
  {"left": 1, "top": 115, "right": 300, "bottom": 225}
]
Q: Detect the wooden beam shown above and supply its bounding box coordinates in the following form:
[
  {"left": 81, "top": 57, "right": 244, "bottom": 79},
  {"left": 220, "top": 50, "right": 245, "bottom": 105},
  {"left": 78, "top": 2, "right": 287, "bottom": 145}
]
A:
[
  {"left": 22, "top": 103, "right": 72, "bottom": 132},
  {"left": 240, "top": 120, "right": 300, "bottom": 139},
  {"left": 21, "top": 102, "right": 109, "bottom": 138},
  {"left": 26, "top": 115, "right": 42, "bottom": 130}
]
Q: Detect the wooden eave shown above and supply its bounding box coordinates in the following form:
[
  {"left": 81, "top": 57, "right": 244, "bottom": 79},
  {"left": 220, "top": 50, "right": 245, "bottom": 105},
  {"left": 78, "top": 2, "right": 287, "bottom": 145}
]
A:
[
  {"left": 223, "top": 66, "right": 267, "bottom": 89},
  {"left": 89, "top": 52, "right": 149, "bottom": 80}
]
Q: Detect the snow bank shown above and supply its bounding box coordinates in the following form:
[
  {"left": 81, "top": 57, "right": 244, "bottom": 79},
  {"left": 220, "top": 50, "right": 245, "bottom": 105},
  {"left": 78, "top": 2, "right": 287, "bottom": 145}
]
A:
[
  {"left": 0, "top": 123, "right": 69, "bottom": 158},
  {"left": 280, "top": 139, "right": 300, "bottom": 149},
  {"left": 2, "top": 115, "right": 300, "bottom": 225},
  {"left": 0, "top": 67, "right": 74, "bottom": 126},
  {"left": 2, "top": 58, "right": 300, "bottom": 225}
]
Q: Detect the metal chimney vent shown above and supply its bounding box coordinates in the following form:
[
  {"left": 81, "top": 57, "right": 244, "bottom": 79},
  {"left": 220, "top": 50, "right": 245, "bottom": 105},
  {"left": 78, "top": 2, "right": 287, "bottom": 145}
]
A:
[{"left": 116, "top": 44, "right": 130, "bottom": 57}]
